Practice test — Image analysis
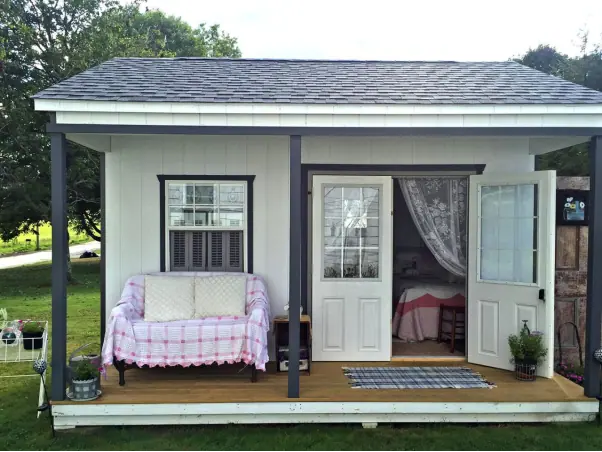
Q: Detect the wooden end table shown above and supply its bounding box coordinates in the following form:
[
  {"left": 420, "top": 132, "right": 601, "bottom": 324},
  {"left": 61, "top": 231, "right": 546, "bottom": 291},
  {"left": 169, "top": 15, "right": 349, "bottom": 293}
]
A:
[{"left": 273, "top": 315, "right": 312, "bottom": 375}]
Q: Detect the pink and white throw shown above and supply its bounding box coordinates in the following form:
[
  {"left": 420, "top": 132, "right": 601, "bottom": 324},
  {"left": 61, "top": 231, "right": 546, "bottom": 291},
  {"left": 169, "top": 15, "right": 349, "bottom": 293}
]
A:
[{"left": 101, "top": 272, "right": 271, "bottom": 371}]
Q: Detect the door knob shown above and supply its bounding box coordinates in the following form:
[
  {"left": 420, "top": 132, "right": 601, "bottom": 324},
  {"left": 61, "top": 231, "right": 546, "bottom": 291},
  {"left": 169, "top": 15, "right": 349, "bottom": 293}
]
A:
[{"left": 538, "top": 289, "right": 545, "bottom": 302}]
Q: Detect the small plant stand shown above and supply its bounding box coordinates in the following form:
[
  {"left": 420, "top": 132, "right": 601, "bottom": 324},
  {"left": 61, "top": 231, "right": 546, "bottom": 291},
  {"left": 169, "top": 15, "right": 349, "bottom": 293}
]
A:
[{"left": 0, "top": 321, "right": 49, "bottom": 418}]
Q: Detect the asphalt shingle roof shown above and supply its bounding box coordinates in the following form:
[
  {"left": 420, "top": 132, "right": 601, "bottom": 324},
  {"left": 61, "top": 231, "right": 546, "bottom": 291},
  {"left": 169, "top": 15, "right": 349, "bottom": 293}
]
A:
[{"left": 33, "top": 58, "right": 602, "bottom": 105}]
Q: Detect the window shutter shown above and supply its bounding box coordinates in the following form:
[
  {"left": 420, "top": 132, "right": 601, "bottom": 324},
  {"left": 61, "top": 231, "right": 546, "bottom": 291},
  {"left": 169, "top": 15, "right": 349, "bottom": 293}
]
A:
[
  {"left": 169, "top": 231, "right": 188, "bottom": 271},
  {"left": 190, "top": 231, "right": 206, "bottom": 271},
  {"left": 225, "top": 231, "right": 244, "bottom": 272},
  {"left": 169, "top": 231, "right": 244, "bottom": 272},
  {"left": 207, "top": 231, "right": 225, "bottom": 271}
]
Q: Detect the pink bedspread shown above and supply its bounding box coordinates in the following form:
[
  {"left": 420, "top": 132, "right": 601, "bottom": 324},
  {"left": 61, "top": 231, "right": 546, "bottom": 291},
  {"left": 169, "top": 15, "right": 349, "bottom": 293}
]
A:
[
  {"left": 101, "top": 272, "right": 271, "bottom": 371},
  {"left": 392, "top": 284, "right": 465, "bottom": 342}
]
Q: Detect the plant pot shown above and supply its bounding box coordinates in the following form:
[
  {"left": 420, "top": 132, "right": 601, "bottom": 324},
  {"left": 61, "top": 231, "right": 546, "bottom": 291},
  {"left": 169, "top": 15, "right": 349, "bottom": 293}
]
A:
[
  {"left": 70, "top": 377, "right": 100, "bottom": 401},
  {"left": 22, "top": 331, "right": 43, "bottom": 350},
  {"left": 515, "top": 360, "right": 537, "bottom": 381}
]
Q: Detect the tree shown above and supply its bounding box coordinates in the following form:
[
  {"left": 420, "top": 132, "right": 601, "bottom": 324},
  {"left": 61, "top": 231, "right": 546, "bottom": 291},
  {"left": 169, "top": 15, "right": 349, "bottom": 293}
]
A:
[
  {"left": 516, "top": 38, "right": 602, "bottom": 176},
  {"left": 0, "top": 0, "right": 241, "bottom": 246}
]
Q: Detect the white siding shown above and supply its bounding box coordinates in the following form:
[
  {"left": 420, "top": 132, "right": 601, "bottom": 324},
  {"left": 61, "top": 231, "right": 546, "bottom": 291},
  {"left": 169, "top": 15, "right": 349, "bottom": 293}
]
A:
[
  {"left": 302, "top": 137, "right": 533, "bottom": 172},
  {"left": 105, "top": 135, "right": 533, "bottom": 323},
  {"left": 104, "top": 135, "right": 290, "bottom": 318}
]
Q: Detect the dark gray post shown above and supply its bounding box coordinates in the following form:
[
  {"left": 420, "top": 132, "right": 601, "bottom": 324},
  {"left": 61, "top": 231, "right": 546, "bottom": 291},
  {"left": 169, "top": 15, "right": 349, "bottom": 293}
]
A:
[
  {"left": 585, "top": 136, "right": 602, "bottom": 398},
  {"left": 51, "top": 133, "right": 68, "bottom": 401},
  {"left": 100, "top": 153, "right": 106, "bottom": 345},
  {"left": 288, "top": 135, "right": 302, "bottom": 398}
]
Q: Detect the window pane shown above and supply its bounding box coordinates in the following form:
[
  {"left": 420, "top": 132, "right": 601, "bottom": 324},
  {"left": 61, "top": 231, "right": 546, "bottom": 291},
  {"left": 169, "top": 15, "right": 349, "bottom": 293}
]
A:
[
  {"left": 479, "top": 183, "right": 538, "bottom": 284},
  {"left": 324, "top": 250, "right": 341, "bottom": 278},
  {"left": 364, "top": 187, "right": 380, "bottom": 217},
  {"left": 185, "top": 184, "right": 195, "bottom": 205},
  {"left": 194, "top": 207, "right": 218, "bottom": 226},
  {"left": 324, "top": 186, "right": 342, "bottom": 218},
  {"left": 169, "top": 206, "right": 194, "bottom": 226},
  {"left": 219, "top": 207, "right": 244, "bottom": 227},
  {"left": 323, "top": 184, "right": 380, "bottom": 279},
  {"left": 361, "top": 250, "right": 379, "bottom": 278},
  {"left": 219, "top": 184, "right": 245, "bottom": 205},
  {"left": 195, "top": 184, "right": 215, "bottom": 204},
  {"left": 324, "top": 219, "right": 342, "bottom": 247},
  {"left": 343, "top": 249, "right": 360, "bottom": 278},
  {"left": 168, "top": 184, "right": 186, "bottom": 205},
  {"left": 364, "top": 218, "right": 380, "bottom": 247}
]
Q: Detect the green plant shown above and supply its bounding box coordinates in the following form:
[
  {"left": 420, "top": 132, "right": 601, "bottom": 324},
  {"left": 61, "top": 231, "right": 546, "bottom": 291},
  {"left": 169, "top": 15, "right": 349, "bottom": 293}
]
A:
[
  {"left": 72, "top": 360, "right": 100, "bottom": 381},
  {"left": 21, "top": 321, "right": 44, "bottom": 334},
  {"left": 508, "top": 322, "right": 548, "bottom": 364}
]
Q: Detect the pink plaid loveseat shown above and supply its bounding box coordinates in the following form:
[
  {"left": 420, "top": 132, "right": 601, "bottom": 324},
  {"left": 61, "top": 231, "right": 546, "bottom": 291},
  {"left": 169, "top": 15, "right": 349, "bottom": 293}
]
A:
[{"left": 101, "top": 272, "right": 271, "bottom": 385}]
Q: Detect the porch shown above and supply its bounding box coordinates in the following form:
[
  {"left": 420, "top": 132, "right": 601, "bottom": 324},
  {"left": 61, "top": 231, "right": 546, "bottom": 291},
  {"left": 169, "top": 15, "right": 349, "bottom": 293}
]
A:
[{"left": 51, "top": 361, "right": 596, "bottom": 428}]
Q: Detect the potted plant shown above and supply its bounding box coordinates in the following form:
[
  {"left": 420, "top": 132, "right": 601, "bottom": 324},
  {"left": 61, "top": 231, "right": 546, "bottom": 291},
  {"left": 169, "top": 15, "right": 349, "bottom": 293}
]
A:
[
  {"left": 508, "top": 321, "right": 548, "bottom": 381},
  {"left": 69, "top": 361, "right": 101, "bottom": 401},
  {"left": 21, "top": 321, "right": 45, "bottom": 350}
]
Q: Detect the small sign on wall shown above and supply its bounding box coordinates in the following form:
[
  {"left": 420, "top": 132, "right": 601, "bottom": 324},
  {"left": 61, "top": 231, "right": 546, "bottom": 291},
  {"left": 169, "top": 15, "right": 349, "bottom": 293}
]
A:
[{"left": 556, "top": 189, "right": 589, "bottom": 226}]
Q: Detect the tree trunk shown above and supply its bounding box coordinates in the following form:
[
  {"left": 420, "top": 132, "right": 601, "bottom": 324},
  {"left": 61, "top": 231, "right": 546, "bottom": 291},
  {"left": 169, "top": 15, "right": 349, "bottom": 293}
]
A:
[
  {"left": 35, "top": 224, "right": 40, "bottom": 250},
  {"left": 66, "top": 229, "right": 72, "bottom": 283}
]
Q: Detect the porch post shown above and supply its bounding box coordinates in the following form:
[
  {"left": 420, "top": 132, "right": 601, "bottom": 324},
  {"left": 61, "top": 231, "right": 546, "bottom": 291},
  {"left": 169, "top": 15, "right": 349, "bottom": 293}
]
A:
[
  {"left": 585, "top": 136, "right": 602, "bottom": 398},
  {"left": 288, "top": 135, "right": 302, "bottom": 398},
  {"left": 50, "top": 132, "right": 68, "bottom": 401},
  {"left": 100, "top": 152, "right": 106, "bottom": 345}
]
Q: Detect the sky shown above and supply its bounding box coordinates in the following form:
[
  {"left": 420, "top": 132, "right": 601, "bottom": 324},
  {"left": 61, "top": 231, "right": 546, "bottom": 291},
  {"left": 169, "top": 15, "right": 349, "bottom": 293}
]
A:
[{"left": 143, "top": 0, "right": 602, "bottom": 61}]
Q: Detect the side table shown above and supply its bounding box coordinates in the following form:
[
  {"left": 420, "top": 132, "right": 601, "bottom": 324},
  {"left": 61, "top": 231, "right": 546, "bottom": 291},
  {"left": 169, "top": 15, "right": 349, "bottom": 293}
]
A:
[{"left": 273, "top": 315, "right": 312, "bottom": 375}]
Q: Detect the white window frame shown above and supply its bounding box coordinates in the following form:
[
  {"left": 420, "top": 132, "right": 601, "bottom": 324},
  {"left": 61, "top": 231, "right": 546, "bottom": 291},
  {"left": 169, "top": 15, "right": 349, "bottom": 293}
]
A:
[
  {"left": 475, "top": 180, "right": 540, "bottom": 287},
  {"left": 164, "top": 180, "right": 248, "bottom": 272}
]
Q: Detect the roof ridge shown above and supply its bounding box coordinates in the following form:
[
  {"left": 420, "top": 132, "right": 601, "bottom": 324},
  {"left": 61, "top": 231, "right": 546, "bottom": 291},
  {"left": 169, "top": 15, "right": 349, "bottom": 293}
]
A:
[{"left": 108, "top": 57, "right": 514, "bottom": 64}]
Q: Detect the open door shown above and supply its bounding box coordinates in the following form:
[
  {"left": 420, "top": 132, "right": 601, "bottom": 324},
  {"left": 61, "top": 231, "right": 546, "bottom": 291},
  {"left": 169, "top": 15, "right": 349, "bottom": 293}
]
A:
[
  {"left": 312, "top": 175, "right": 393, "bottom": 361},
  {"left": 467, "top": 171, "right": 556, "bottom": 377}
]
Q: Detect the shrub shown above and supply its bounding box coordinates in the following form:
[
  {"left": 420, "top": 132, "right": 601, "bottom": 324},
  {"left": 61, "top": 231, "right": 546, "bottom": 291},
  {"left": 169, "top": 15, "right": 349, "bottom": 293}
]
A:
[
  {"left": 21, "top": 321, "right": 44, "bottom": 334},
  {"left": 72, "top": 361, "right": 100, "bottom": 381},
  {"left": 508, "top": 322, "right": 548, "bottom": 364}
]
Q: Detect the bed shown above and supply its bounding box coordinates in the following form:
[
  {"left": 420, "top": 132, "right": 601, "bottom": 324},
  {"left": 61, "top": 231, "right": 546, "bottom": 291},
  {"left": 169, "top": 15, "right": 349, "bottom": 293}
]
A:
[{"left": 392, "top": 280, "right": 465, "bottom": 342}]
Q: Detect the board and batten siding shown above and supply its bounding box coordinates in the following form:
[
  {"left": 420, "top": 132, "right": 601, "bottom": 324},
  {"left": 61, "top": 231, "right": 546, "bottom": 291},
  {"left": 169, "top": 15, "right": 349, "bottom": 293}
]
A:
[{"left": 104, "top": 135, "right": 534, "bottom": 324}]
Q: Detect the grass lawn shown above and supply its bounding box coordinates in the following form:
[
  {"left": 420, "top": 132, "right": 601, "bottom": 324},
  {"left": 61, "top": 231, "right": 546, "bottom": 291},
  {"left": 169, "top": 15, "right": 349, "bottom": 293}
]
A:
[
  {"left": 0, "top": 224, "right": 91, "bottom": 256},
  {"left": 1, "top": 262, "right": 602, "bottom": 450}
]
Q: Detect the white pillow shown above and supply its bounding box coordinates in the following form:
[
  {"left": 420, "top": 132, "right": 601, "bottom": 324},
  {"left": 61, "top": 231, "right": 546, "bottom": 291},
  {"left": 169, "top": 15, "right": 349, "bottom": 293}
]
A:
[
  {"left": 194, "top": 275, "right": 247, "bottom": 318},
  {"left": 144, "top": 275, "right": 195, "bottom": 322}
]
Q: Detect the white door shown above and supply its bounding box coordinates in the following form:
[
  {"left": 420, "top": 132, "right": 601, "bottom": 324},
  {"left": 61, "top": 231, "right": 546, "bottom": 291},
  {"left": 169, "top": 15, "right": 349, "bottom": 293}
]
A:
[
  {"left": 467, "top": 171, "right": 556, "bottom": 377},
  {"left": 312, "top": 175, "right": 393, "bottom": 361}
]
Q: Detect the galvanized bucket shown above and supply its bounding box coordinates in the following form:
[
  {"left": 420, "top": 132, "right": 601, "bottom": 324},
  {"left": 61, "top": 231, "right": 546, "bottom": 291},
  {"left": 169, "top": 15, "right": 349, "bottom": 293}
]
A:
[{"left": 70, "top": 377, "right": 100, "bottom": 400}]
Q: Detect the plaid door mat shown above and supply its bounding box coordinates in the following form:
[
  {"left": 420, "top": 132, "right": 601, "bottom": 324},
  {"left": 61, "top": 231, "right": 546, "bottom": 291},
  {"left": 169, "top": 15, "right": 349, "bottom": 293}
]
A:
[{"left": 342, "top": 366, "right": 496, "bottom": 389}]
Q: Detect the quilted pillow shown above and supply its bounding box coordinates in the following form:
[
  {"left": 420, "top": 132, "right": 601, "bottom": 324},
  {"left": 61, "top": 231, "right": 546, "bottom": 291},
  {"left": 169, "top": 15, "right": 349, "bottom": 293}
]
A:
[
  {"left": 144, "top": 275, "right": 195, "bottom": 322},
  {"left": 194, "top": 275, "right": 247, "bottom": 318}
]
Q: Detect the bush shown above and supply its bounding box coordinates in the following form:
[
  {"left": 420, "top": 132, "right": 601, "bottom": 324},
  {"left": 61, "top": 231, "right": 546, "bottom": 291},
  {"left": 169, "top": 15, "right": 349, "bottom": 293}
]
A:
[
  {"left": 508, "top": 322, "right": 548, "bottom": 364},
  {"left": 72, "top": 361, "right": 100, "bottom": 381},
  {"left": 21, "top": 321, "right": 44, "bottom": 334}
]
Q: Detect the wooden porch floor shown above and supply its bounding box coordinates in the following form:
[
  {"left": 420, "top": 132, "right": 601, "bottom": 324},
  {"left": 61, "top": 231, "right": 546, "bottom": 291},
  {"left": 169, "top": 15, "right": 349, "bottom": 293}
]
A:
[{"left": 54, "top": 361, "right": 588, "bottom": 405}]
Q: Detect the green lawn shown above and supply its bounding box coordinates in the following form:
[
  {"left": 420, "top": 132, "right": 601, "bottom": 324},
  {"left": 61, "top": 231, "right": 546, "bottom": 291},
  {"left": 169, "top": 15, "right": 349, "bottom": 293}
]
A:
[
  {"left": 1, "top": 262, "right": 602, "bottom": 450},
  {"left": 0, "top": 224, "right": 91, "bottom": 256}
]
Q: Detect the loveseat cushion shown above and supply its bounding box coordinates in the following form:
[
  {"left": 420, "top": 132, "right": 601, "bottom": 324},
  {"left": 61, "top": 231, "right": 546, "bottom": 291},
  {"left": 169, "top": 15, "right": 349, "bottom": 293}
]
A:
[
  {"left": 144, "top": 275, "right": 195, "bottom": 322},
  {"left": 194, "top": 275, "right": 247, "bottom": 318}
]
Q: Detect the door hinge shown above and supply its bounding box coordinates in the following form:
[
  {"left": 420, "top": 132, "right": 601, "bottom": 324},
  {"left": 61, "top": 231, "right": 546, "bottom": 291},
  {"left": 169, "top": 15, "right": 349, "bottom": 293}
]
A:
[{"left": 538, "top": 288, "right": 545, "bottom": 302}]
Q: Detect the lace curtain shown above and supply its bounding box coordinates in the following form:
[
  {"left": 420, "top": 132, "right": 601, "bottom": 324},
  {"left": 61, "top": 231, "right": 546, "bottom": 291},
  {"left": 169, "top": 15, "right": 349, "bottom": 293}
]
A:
[{"left": 398, "top": 177, "right": 467, "bottom": 277}]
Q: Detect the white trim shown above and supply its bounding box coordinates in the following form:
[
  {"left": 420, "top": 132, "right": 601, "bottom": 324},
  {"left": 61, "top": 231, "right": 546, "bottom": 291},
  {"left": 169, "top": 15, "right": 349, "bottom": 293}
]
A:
[
  {"left": 52, "top": 400, "right": 598, "bottom": 428},
  {"left": 35, "top": 99, "right": 602, "bottom": 129},
  {"left": 35, "top": 99, "right": 602, "bottom": 115},
  {"left": 164, "top": 180, "right": 248, "bottom": 272}
]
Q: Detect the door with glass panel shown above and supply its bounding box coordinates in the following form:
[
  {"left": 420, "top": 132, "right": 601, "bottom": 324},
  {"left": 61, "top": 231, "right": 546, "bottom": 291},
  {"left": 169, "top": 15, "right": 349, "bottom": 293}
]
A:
[
  {"left": 467, "top": 171, "right": 555, "bottom": 377},
  {"left": 312, "top": 176, "right": 393, "bottom": 361}
]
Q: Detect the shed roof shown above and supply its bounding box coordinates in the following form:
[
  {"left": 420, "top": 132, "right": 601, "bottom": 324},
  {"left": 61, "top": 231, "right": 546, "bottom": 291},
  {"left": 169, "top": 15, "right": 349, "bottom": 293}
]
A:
[{"left": 33, "top": 58, "right": 602, "bottom": 105}]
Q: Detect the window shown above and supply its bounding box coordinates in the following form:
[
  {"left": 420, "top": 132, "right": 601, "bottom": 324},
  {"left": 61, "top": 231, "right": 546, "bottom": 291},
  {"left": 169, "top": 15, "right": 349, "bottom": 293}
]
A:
[
  {"left": 323, "top": 185, "right": 380, "bottom": 279},
  {"left": 478, "top": 183, "right": 538, "bottom": 284},
  {"left": 165, "top": 180, "right": 248, "bottom": 272}
]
